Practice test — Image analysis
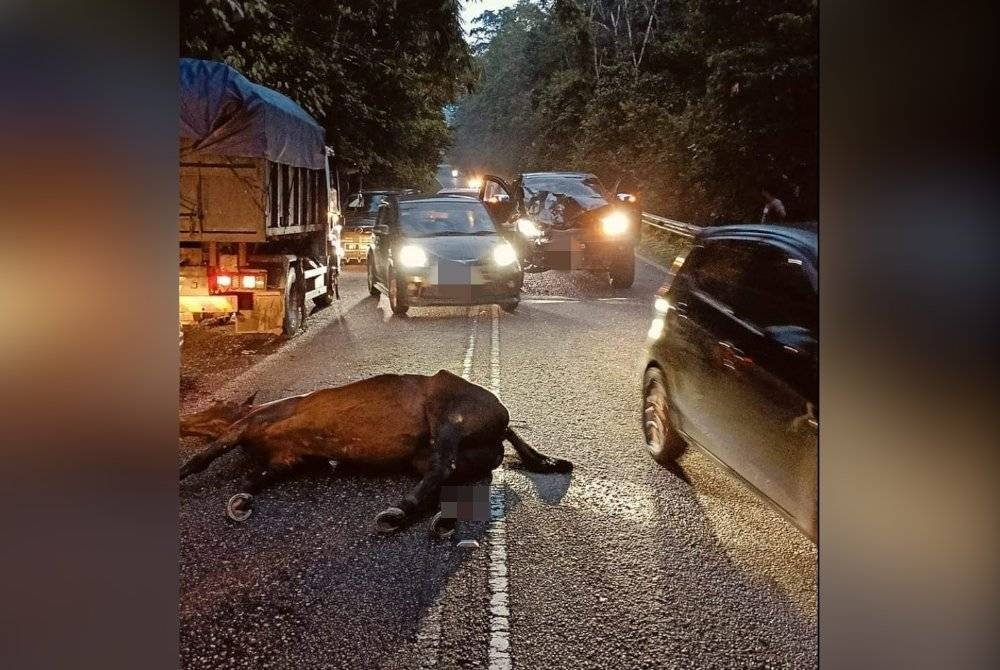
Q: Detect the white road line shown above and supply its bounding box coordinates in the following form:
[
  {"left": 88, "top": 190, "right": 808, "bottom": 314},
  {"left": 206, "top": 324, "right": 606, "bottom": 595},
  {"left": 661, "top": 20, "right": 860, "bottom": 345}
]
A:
[
  {"left": 462, "top": 310, "right": 480, "bottom": 379},
  {"left": 487, "top": 305, "right": 512, "bottom": 670},
  {"left": 414, "top": 310, "right": 481, "bottom": 668}
]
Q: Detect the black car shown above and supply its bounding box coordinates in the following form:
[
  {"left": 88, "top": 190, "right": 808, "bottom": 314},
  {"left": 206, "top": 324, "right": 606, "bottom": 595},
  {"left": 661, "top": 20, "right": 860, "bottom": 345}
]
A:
[
  {"left": 642, "top": 224, "right": 818, "bottom": 540},
  {"left": 341, "top": 189, "right": 416, "bottom": 263},
  {"left": 367, "top": 196, "right": 523, "bottom": 315},
  {"left": 477, "top": 172, "right": 640, "bottom": 288}
]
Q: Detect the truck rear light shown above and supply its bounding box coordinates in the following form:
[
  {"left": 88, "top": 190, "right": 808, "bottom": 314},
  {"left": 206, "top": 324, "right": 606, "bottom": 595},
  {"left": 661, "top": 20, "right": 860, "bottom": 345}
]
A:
[
  {"left": 241, "top": 275, "right": 256, "bottom": 289},
  {"left": 216, "top": 274, "right": 232, "bottom": 288}
]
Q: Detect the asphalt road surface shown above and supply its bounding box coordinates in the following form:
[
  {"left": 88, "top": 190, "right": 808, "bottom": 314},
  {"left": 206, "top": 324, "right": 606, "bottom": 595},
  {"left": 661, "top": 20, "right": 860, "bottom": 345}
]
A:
[{"left": 179, "top": 261, "right": 817, "bottom": 669}]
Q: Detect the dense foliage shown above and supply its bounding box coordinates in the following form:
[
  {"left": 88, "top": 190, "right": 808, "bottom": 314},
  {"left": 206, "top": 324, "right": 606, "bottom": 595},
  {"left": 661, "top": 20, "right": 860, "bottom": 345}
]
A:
[
  {"left": 180, "top": 0, "right": 475, "bottom": 189},
  {"left": 450, "top": 0, "right": 817, "bottom": 222}
]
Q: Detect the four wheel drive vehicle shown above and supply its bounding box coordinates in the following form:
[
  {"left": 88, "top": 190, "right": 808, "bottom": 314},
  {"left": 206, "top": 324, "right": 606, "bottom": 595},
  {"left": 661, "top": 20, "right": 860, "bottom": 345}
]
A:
[
  {"left": 642, "top": 223, "right": 818, "bottom": 541},
  {"left": 341, "top": 189, "right": 417, "bottom": 263},
  {"left": 367, "top": 196, "right": 524, "bottom": 315},
  {"left": 478, "top": 172, "right": 640, "bottom": 288}
]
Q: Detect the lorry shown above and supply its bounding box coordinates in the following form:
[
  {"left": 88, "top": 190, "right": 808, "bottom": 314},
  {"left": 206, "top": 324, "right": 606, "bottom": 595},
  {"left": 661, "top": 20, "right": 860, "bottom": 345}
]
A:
[{"left": 179, "top": 58, "right": 341, "bottom": 336}]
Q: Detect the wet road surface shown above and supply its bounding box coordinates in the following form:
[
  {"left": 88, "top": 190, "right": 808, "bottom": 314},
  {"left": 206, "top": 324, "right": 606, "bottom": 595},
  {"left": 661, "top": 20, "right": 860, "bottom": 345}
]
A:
[{"left": 179, "top": 260, "right": 817, "bottom": 669}]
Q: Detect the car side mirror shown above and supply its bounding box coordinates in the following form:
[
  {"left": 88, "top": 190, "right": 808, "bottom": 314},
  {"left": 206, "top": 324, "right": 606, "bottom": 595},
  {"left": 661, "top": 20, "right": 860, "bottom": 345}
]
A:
[
  {"left": 616, "top": 193, "right": 637, "bottom": 204},
  {"left": 764, "top": 325, "right": 817, "bottom": 357},
  {"left": 373, "top": 224, "right": 389, "bottom": 235}
]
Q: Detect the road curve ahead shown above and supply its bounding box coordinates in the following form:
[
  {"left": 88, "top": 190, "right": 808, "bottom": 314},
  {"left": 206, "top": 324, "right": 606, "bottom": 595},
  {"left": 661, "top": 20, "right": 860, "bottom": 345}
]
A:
[{"left": 179, "top": 261, "right": 817, "bottom": 670}]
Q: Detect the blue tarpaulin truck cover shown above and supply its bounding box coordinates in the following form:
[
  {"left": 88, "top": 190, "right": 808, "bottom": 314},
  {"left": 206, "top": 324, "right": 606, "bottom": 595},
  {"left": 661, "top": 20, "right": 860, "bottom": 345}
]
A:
[{"left": 179, "top": 58, "right": 325, "bottom": 170}]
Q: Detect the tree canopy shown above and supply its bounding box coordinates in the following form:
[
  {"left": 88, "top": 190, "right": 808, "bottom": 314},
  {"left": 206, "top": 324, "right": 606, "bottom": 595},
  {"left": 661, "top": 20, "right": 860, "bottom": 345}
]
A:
[
  {"left": 180, "top": 0, "right": 476, "bottom": 189},
  {"left": 450, "top": 0, "right": 817, "bottom": 222}
]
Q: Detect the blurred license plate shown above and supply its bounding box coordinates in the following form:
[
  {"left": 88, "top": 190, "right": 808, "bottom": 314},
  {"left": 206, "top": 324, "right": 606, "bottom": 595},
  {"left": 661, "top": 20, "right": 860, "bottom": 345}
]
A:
[{"left": 437, "top": 260, "right": 484, "bottom": 284}]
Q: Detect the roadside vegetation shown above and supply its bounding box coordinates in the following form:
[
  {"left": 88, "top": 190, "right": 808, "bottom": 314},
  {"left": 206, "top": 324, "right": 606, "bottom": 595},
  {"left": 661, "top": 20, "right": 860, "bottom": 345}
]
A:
[
  {"left": 180, "top": 0, "right": 476, "bottom": 189},
  {"left": 450, "top": 0, "right": 817, "bottom": 224}
]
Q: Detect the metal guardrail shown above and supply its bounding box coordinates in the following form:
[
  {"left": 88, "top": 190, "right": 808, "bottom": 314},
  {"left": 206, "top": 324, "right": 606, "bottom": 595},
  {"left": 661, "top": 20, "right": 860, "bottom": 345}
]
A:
[{"left": 641, "top": 212, "right": 700, "bottom": 238}]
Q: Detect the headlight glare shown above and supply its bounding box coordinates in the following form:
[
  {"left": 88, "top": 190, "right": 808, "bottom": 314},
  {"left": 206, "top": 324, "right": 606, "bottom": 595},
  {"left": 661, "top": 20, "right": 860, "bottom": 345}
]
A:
[
  {"left": 398, "top": 245, "right": 428, "bottom": 268},
  {"left": 493, "top": 243, "right": 518, "bottom": 266},
  {"left": 648, "top": 317, "right": 665, "bottom": 339},
  {"left": 516, "top": 218, "right": 542, "bottom": 238},
  {"left": 601, "top": 211, "right": 630, "bottom": 236}
]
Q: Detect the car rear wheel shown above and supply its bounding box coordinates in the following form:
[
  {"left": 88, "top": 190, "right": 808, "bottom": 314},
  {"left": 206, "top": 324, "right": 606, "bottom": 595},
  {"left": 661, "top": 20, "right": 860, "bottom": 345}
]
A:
[
  {"left": 367, "top": 258, "right": 379, "bottom": 296},
  {"left": 609, "top": 252, "right": 635, "bottom": 289},
  {"left": 388, "top": 269, "right": 409, "bottom": 316},
  {"left": 642, "top": 366, "right": 686, "bottom": 464}
]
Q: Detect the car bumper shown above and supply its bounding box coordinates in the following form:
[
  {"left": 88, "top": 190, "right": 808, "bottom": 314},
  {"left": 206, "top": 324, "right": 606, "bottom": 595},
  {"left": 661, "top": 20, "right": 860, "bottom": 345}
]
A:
[
  {"left": 398, "top": 265, "right": 522, "bottom": 306},
  {"left": 341, "top": 241, "right": 370, "bottom": 262},
  {"left": 521, "top": 230, "right": 635, "bottom": 270}
]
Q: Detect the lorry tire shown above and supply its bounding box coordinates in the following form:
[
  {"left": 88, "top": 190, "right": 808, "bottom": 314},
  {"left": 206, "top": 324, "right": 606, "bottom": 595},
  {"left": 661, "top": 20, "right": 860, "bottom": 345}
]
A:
[
  {"left": 282, "top": 267, "right": 304, "bottom": 336},
  {"left": 388, "top": 269, "right": 409, "bottom": 316},
  {"left": 609, "top": 252, "right": 636, "bottom": 289},
  {"left": 313, "top": 266, "right": 336, "bottom": 307}
]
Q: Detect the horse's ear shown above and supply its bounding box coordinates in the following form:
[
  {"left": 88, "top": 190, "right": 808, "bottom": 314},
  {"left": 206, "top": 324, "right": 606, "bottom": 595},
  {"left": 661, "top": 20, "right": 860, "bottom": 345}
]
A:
[{"left": 243, "top": 391, "right": 258, "bottom": 406}]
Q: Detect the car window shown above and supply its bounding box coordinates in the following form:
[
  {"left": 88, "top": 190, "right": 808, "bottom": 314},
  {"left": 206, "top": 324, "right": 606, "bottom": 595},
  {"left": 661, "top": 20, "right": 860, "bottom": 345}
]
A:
[
  {"left": 521, "top": 175, "right": 608, "bottom": 200},
  {"left": 736, "top": 244, "right": 817, "bottom": 330},
  {"left": 347, "top": 193, "right": 386, "bottom": 213},
  {"left": 684, "top": 240, "right": 755, "bottom": 307},
  {"left": 482, "top": 180, "right": 509, "bottom": 203},
  {"left": 399, "top": 202, "right": 497, "bottom": 237}
]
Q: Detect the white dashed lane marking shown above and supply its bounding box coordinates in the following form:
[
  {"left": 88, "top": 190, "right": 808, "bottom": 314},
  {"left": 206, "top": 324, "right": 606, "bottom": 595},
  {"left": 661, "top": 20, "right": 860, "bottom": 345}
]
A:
[{"left": 487, "top": 305, "right": 511, "bottom": 670}]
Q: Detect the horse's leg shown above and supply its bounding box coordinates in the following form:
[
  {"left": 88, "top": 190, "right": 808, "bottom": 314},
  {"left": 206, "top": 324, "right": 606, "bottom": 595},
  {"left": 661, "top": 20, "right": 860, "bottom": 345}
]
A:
[
  {"left": 225, "top": 453, "right": 304, "bottom": 522},
  {"left": 374, "top": 422, "right": 462, "bottom": 533},
  {"left": 505, "top": 427, "right": 573, "bottom": 473},
  {"left": 429, "top": 439, "right": 504, "bottom": 538}
]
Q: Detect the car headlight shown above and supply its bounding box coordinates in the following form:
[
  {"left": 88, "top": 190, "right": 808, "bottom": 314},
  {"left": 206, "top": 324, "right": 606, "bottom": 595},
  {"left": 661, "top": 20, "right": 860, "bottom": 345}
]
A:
[
  {"left": 601, "top": 211, "right": 630, "bottom": 236},
  {"left": 516, "top": 218, "right": 542, "bottom": 238},
  {"left": 648, "top": 316, "right": 665, "bottom": 339},
  {"left": 493, "top": 242, "right": 518, "bottom": 266},
  {"left": 398, "top": 245, "right": 428, "bottom": 268}
]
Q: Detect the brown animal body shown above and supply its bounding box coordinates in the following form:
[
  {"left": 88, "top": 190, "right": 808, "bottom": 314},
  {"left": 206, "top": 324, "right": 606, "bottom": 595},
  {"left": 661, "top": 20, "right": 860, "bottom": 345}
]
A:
[{"left": 179, "top": 370, "right": 571, "bottom": 534}]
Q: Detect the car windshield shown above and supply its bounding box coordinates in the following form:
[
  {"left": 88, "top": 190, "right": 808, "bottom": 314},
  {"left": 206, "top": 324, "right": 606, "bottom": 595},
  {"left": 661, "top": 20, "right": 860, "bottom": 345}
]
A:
[
  {"left": 399, "top": 202, "right": 497, "bottom": 237},
  {"left": 347, "top": 193, "right": 387, "bottom": 214},
  {"left": 522, "top": 175, "right": 608, "bottom": 201}
]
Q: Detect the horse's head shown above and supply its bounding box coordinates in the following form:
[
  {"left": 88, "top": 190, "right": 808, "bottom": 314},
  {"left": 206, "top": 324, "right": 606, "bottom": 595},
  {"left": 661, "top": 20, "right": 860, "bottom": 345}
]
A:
[{"left": 179, "top": 392, "right": 257, "bottom": 439}]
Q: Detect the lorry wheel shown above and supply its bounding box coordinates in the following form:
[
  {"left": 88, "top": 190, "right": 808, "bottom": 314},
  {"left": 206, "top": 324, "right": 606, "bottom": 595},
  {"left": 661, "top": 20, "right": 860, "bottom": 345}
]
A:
[
  {"left": 500, "top": 300, "right": 519, "bottom": 313},
  {"left": 282, "top": 268, "right": 304, "bottom": 336},
  {"left": 388, "top": 270, "right": 409, "bottom": 316},
  {"left": 609, "top": 253, "right": 636, "bottom": 289},
  {"left": 313, "top": 266, "right": 336, "bottom": 307}
]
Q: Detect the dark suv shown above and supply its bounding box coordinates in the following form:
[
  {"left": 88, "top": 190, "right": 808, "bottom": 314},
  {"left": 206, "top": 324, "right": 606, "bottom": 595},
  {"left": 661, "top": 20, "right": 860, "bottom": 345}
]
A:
[
  {"left": 477, "top": 172, "right": 640, "bottom": 288},
  {"left": 642, "top": 224, "right": 818, "bottom": 540}
]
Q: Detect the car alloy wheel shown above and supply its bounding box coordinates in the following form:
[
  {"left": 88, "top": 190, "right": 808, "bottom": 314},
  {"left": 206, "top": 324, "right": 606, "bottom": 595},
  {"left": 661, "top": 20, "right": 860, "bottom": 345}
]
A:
[{"left": 642, "top": 366, "right": 685, "bottom": 464}]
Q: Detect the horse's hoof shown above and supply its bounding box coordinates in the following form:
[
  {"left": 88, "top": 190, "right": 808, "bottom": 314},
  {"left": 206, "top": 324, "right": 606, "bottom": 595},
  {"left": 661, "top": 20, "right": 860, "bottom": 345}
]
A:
[
  {"left": 544, "top": 458, "right": 573, "bottom": 473},
  {"left": 430, "top": 512, "right": 456, "bottom": 540},
  {"left": 375, "top": 507, "right": 407, "bottom": 534},
  {"left": 226, "top": 493, "right": 254, "bottom": 522}
]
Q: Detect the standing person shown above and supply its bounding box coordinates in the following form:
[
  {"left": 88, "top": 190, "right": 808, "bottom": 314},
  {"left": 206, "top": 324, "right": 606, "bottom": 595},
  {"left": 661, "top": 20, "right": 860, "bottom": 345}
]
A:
[{"left": 761, "top": 189, "right": 787, "bottom": 223}]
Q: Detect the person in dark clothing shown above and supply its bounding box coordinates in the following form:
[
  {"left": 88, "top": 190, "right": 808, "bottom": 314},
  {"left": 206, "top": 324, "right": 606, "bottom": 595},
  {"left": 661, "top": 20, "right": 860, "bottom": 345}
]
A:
[{"left": 761, "top": 189, "right": 787, "bottom": 223}]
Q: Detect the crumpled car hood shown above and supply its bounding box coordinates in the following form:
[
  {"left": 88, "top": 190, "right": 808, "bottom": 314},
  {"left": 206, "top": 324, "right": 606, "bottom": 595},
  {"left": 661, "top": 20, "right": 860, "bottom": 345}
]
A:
[{"left": 523, "top": 192, "right": 613, "bottom": 230}]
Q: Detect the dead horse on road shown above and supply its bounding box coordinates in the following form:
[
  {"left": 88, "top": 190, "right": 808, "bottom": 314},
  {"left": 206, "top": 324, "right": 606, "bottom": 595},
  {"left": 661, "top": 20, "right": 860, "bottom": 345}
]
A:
[{"left": 179, "top": 370, "right": 572, "bottom": 536}]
